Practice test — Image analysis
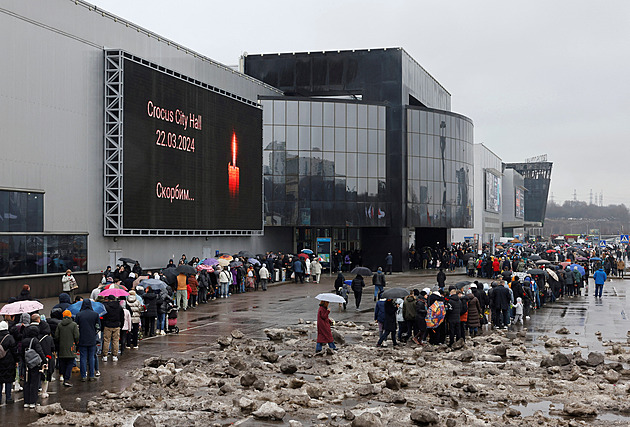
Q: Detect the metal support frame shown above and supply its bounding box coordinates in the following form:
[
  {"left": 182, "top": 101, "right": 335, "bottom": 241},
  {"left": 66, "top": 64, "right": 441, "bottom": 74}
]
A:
[{"left": 103, "top": 50, "right": 264, "bottom": 237}]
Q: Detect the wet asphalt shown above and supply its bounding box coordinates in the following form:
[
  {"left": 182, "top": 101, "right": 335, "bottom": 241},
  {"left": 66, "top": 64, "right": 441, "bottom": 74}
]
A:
[{"left": 2, "top": 270, "right": 629, "bottom": 425}]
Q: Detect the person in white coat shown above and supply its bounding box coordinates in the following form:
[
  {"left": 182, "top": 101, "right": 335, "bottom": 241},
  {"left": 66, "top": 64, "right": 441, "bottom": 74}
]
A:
[
  {"left": 305, "top": 258, "right": 311, "bottom": 282},
  {"left": 311, "top": 259, "right": 323, "bottom": 283},
  {"left": 258, "top": 265, "right": 270, "bottom": 291}
]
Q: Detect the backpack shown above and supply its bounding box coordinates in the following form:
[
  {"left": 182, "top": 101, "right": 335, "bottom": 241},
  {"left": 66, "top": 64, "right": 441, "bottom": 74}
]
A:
[
  {"left": 425, "top": 301, "right": 446, "bottom": 329},
  {"left": 25, "top": 338, "right": 42, "bottom": 369},
  {"left": 0, "top": 335, "right": 7, "bottom": 359},
  {"left": 459, "top": 298, "right": 468, "bottom": 315}
]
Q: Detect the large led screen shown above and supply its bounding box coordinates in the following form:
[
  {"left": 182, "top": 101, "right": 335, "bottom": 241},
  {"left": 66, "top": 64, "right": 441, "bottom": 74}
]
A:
[
  {"left": 122, "top": 59, "right": 262, "bottom": 231},
  {"left": 485, "top": 171, "right": 501, "bottom": 213},
  {"left": 515, "top": 187, "right": 524, "bottom": 218}
]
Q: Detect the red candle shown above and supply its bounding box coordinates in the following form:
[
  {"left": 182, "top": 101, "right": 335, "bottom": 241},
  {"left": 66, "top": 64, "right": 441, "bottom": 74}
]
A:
[{"left": 228, "top": 131, "right": 239, "bottom": 197}]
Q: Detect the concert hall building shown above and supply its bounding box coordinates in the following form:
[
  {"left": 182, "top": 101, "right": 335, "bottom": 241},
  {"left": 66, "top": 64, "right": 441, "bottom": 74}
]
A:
[{"left": 0, "top": 0, "right": 485, "bottom": 298}]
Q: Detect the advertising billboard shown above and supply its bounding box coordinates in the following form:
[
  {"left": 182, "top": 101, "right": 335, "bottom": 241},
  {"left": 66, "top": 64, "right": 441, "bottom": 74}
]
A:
[
  {"left": 515, "top": 187, "right": 524, "bottom": 218},
  {"left": 484, "top": 171, "right": 501, "bottom": 213},
  {"left": 118, "top": 58, "right": 262, "bottom": 232}
]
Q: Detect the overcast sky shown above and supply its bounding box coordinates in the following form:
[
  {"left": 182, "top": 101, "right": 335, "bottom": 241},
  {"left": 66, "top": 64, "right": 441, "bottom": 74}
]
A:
[{"left": 95, "top": 0, "right": 630, "bottom": 205}]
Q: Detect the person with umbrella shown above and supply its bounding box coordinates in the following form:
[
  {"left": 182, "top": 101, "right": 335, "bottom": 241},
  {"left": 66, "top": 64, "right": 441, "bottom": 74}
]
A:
[
  {"left": 102, "top": 295, "right": 123, "bottom": 362},
  {"left": 74, "top": 299, "right": 100, "bottom": 381},
  {"left": 175, "top": 272, "right": 188, "bottom": 310},
  {"left": 376, "top": 298, "right": 398, "bottom": 347},
  {"left": 316, "top": 300, "right": 337, "bottom": 354},
  {"left": 351, "top": 274, "right": 366, "bottom": 311},
  {"left": 372, "top": 267, "right": 386, "bottom": 301}
]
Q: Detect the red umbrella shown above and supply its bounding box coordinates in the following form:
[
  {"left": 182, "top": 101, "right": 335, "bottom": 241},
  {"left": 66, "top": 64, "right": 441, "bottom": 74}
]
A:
[
  {"left": 546, "top": 249, "right": 556, "bottom": 253},
  {"left": 298, "top": 253, "right": 309, "bottom": 259},
  {"left": 197, "top": 264, "right": 214, "bottom": 272}
]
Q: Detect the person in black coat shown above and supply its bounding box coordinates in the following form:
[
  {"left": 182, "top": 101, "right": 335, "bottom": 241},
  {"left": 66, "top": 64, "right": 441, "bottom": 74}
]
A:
[
  {"left": 0, "top": 320, "right": 18, "bottom": 403},
  {"left": 37, "top": 318, "right": 55, "bottom": 397},
  {"left": 436, "top": 269, "right": 446, "bottom": 290},
  {"left": 376, "top": 299, "right": 398, "bottom": 347},
  {"left": 444, "top": 286, "right": 462, "bottom": 347},
  {"left": 51, "top": 293, "right": 72, "bottom": 314},
  {"left": 351, "top": 275, "right": 365, "bottom": 310},
  {"left": 334, "top": 273, "right": 345, "bottom": 295},
  {"left": 16, "top": 284, "right": 33, "bottom": 301},
  {"left": 142, "top": 287, "right": 158, "bottom": 338},
  {"left": 21, "top": 324, "right": 45, "bottom": 408},
  {"left": 413, "top": 290, "right": 428, "bottom": 344},
  {"left": 102, "top": 296, "right": 123, "bottom": 362},
  {"left": 75, "top": 299, "right": 100, "bottom": 380},
  {"left": 492, "top": 281, "right": 511, "bottom": 328}
]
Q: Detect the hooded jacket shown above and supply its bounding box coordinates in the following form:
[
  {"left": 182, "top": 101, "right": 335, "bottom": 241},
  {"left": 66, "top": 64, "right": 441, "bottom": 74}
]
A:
[
  {"left": 126, "top": 294, "right": 143, "bottom": 324},
  {"left": 54, "top": 317, "right": 79, "bottom": 358},
  {"left": 75, "top": 299, "right": 100, "bottom": 347},
  {"left": 403, "top": 295, "right": 416, "bottom": 321},
  {"left": 103, "top": 299, "right": 124, "bottom": 328},
  {"left": 52, "top": 293, "right": 72, "bottom": 314}
]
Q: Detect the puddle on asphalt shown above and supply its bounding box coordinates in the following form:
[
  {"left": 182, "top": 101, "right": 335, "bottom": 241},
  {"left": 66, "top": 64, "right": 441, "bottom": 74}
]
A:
[{"left": 188, "top": 314, "right": 219, "bottom": 322}]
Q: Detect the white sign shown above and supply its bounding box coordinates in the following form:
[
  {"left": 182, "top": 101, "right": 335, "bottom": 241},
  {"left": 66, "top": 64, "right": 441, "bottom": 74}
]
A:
[{"left": 525, "top": 154, "right": 548, "bottom": 163}]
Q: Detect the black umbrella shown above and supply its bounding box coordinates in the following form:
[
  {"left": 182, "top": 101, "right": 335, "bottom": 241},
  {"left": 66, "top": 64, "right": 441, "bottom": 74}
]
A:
[
  {"left": 351, "top": 266, "right": 373, "bottom": 277},
  {"left": 230, "top": 260, "right": 243, "bottom": 268},
  {"left": 454, "top": 281, "right": 472, "bottom": 289},
  {"left": 529, "top": 254, "right": 542, "bottom": 261},
  {"left": 238, "top": 251, "right": 255, "bottom": 259},
  {"left": 535, "top": 260, "right": 551, "bottom": 265},
  {"left": 462, "top": 253, "right": 475, "bottom": 261},
  {"left": 381, "top": 287, "right": 410, "bottom": 299},
  {"left": 118, "top": 257, "right": 137, "bottom": 264},
  {"left": 527, "top": 268, "right": 546, "bottom": 276},
  {"left": 176, "top": 264, "right": 196, "bottom": 275},
  {"left": 162, "top": 267, "right": 178, "bottom": 285}
]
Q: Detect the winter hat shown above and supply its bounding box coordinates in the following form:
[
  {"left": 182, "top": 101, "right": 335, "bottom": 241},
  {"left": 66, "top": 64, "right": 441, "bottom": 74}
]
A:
[
  {"left": 62, "top": 310, "right": 72, "bottom": 317},
  {"left": 129, "top": 272, "right": 136, "bottom": 279},
  {"left": 128, "top": 290, "right": 136, "bottom": 296},
  {"left": 0, "top": 321, "right": 8, "bottom": 331},
  {"left": 469, "top": 283, "right": 477, "bottom": 288}
]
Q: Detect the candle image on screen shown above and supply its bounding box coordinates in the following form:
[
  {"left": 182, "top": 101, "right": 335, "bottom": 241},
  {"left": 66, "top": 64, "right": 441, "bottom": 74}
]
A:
[{"left": 228, "top": 131, "right": 239, "bottom": 197}]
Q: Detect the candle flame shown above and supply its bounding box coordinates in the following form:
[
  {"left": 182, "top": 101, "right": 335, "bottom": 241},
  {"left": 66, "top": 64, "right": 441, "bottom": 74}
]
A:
[{"left": 231, "top": 131, "right": 237, "bottom": 167}]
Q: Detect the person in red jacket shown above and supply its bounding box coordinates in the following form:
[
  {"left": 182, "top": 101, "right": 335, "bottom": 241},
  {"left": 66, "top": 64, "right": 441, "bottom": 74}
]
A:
[
  {"left": 492, "top": 257, "right": 501, "bottom": 279},
  {"left": 316, "top": 301, "right": 337, "bottom": 353},
  {"left": 187, "top": 275, "right": 198, "bottom": 308}
]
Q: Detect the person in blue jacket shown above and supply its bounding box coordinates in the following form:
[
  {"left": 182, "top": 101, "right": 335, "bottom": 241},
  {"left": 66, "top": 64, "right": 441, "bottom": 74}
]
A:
[{"left": 593, "top": 267, "right": 607, "bottom": 298}]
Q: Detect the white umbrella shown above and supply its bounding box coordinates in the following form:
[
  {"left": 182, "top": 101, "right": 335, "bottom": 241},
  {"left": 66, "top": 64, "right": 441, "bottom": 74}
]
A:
[
  {"left": 315, "top": 293, "right": 346, "bottom": 304},
  {"left": 546, "top": 268, "right": 559, "bottom": 281}
]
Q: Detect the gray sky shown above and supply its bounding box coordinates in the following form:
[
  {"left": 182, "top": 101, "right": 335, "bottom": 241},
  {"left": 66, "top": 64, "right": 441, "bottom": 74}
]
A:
[{"left": 95, "top": 0, "right": 630, "bottom": 205}]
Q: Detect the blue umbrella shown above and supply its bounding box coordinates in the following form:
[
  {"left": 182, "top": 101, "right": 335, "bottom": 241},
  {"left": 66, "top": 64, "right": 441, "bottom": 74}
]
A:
[
  {"left": 68, "top": 300, "right": 106, "bottom": 317},
  {"left": 301, "top": 249, "right": 314, "bottom": 254},
  {"left": 201, "top": 258, "right": 219, "bottom": 266},
  {"left": 570, "top": 264, "right": 586, "bottom": 275},
  {"left": 247, "top": 258, "right": 261, "bottom": 266},
  {"left": 590, "top": 257, "right": 602, "bottom": 262}
]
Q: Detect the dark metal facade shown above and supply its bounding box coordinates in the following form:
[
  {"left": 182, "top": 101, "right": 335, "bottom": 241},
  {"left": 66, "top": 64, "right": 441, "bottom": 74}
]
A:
[{"left": 504, "top": 162, "right": 553, "bottom": 224}]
